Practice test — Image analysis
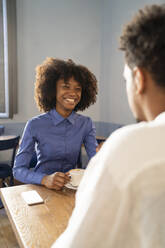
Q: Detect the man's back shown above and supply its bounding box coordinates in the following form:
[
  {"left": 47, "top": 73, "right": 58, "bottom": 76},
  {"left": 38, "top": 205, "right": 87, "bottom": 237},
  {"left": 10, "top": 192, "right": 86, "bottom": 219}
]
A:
[{"left": 53, "top": 112, "right": 165, "bottom": 248}]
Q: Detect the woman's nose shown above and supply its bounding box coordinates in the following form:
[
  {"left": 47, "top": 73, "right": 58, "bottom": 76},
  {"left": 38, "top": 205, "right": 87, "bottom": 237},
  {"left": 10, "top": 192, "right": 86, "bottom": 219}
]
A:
[{"left": 68, "top": 88, "right": 76, "bottom": 95}]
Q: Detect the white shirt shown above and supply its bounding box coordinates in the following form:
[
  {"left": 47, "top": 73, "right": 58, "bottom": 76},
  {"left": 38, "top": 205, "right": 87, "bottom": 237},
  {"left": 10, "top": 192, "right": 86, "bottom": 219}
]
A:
[{"left": 52, "top": 112, "right": 165, "bottom": 248}]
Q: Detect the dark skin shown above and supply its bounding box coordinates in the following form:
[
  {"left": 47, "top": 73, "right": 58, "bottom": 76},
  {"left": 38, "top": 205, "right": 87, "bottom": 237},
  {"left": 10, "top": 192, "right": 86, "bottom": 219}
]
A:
[
  {"left": 41, "top": 77, "right": 102, "bottom": 190},
  {"left": 41, "top": 172, "right": 71, "bottom": 190},
  {"left": 41, "top": 77, "right": 82, "bottom": 190}
]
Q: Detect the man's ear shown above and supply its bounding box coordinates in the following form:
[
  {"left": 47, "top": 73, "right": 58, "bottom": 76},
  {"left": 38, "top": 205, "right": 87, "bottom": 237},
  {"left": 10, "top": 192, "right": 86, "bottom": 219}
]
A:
[{"left": 133, "top": 67, "right": 145, "bottom": 94}]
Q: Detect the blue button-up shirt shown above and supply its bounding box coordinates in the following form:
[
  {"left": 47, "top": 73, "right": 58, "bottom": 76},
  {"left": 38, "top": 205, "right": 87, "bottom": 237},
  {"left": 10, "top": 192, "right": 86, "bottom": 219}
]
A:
[{"left": 13, "top": 109, "right": 97, "bottom": 184}]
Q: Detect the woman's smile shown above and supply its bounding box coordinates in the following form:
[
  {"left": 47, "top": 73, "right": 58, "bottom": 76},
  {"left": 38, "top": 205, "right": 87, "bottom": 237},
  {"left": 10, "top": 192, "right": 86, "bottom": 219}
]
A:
[{"left": 56, "top": 77, "right": 82, "bottom": 117}]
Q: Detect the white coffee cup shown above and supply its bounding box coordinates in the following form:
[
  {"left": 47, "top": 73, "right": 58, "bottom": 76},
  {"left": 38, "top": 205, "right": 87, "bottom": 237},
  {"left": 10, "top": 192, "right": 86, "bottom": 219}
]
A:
[{"left": 69, "top": 169, "right": 84, "bottom": 187}]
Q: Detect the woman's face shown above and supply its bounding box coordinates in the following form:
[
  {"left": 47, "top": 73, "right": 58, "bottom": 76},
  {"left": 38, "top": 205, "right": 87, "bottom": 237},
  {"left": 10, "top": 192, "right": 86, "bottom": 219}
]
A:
[{"left": 56, "top": 77, "right": 82, "bottom": 117}]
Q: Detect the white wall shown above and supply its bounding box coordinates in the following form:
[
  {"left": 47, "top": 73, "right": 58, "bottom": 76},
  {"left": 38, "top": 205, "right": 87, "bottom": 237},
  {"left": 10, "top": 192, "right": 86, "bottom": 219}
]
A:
[
  {"left": 1, "top": 0, "right": 165, "bottom": 125},
  {"left": 100, "top": 0, "right": 165, "bottom": 124},
  {"left": 1, "top": 0, "right": 101, "bottom": 124}
]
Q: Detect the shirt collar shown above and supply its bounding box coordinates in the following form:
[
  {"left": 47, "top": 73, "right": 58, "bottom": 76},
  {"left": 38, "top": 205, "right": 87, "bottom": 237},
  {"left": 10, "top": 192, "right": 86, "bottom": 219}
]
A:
[{"left": 49, "top": 109, "right": 76, "bottom": 126}]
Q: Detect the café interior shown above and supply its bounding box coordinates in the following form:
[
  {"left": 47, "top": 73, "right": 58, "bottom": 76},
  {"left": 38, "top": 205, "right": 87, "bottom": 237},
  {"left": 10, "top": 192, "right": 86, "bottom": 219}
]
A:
[{"left": 0, "top": 0, "right": 162, "bottom": 247}]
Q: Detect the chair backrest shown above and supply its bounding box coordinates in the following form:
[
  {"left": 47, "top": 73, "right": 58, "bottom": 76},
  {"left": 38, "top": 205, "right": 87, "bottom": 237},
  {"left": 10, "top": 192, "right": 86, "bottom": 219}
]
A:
[{"left": 0, "top": 136, "right": 20, "bottom": 167}]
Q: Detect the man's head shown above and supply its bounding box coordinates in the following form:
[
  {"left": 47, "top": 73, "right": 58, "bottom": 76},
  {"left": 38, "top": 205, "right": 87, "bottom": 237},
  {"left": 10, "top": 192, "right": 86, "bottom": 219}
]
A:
[{"left": 120, "top": 4, "right": 165, "bottom": 121}]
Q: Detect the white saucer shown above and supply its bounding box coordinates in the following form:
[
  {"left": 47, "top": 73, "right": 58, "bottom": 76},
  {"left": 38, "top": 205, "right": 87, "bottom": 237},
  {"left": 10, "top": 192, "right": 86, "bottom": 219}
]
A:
[{"left": 65, "top": 183, "right": 78, "bottom": 190}]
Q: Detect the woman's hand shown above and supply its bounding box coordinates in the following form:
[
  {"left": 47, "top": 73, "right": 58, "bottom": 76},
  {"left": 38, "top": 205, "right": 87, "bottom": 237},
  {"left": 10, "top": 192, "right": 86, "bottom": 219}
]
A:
[{"left": 41, "top": 172, "right": 70, "bottom": 190}]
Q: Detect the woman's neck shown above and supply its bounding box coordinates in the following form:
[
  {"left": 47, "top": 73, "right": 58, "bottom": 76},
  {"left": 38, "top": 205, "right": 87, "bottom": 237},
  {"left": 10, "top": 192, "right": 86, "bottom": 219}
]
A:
[{"left": 55, "top": 108, "right": 72, "bottom": 118}]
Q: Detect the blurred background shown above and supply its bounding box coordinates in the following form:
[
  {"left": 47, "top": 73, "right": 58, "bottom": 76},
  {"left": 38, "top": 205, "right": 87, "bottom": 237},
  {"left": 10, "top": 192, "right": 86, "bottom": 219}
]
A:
[{"left": 1, "top": 0, "right": 165, "bottom": 127}]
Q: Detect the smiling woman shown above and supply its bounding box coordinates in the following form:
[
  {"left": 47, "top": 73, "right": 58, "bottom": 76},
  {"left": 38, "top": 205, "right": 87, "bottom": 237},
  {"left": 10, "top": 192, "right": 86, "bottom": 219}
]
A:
[{"left": 13, "top": 57, "right": 98, "bottom": 191}]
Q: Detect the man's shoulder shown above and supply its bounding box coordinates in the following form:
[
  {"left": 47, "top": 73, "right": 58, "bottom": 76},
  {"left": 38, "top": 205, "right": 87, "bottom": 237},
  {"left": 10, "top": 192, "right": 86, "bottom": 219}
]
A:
[
  {"left": 107, "top": 121, "right": 148, "bottom": 145},
  {"left": 99, "top": 121, "right": 157, "bottom": 166},
  {"left": 98, "top": 120, "right": 165, "bottom": 187},
  {"left": 108, "top": 119, "right": 165, "bottom": 146}
]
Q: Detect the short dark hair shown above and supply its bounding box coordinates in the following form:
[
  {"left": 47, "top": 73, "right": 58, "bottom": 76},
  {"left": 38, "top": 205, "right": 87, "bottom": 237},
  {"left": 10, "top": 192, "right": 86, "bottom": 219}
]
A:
[
  {"left": 120, "top": 4, "right": 165, "bottom": 88},
  {"left": 34, "top": 57, "right": 98, "bottom": 112}
]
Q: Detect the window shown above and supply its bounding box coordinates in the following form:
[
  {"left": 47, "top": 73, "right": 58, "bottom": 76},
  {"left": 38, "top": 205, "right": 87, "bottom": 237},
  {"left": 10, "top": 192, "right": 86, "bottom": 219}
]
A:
[{"left": 0, "top": 0, "right": 17, "bottom": 118}]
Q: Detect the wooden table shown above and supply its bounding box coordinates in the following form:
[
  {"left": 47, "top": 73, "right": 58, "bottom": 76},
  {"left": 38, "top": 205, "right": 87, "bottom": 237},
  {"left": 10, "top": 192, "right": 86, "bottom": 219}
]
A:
[{"left": 0, "top": 184, "right": 75, "bottom": 248}]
